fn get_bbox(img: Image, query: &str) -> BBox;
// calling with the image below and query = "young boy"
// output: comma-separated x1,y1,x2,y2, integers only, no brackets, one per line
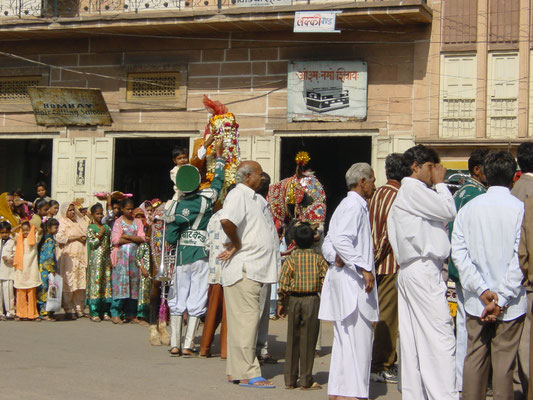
33,181,51,207
164,147,189,217
277,222,328,390
0,221,16,320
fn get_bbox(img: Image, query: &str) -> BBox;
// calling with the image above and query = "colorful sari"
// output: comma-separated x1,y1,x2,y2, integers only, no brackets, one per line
86,224,113,317
37,235,57,316
135,242,152,319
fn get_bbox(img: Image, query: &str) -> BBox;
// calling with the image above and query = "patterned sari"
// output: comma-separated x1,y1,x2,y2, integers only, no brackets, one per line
87,224,113,317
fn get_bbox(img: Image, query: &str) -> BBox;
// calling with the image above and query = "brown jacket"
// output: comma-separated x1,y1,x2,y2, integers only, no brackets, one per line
512,174,533,203
519,196,533,289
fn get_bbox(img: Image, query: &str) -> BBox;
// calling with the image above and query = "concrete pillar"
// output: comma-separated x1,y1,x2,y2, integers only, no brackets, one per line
518,0,530,138
476,0,489,139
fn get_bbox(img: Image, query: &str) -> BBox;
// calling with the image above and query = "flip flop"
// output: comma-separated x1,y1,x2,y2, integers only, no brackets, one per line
238,377,275,389
300,382,322,390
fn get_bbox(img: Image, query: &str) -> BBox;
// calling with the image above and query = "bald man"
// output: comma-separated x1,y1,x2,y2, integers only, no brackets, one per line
217,161,280,388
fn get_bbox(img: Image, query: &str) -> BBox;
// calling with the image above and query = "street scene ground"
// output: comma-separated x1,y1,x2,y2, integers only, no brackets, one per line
0,318,401,400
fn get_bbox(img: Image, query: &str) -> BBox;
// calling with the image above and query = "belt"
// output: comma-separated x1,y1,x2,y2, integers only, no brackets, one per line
290,292,318,297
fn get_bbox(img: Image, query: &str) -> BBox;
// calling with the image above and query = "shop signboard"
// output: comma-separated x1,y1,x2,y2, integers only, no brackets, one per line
287,60,368,121
293,11,341,33
28,87,112,127
236,0,291,7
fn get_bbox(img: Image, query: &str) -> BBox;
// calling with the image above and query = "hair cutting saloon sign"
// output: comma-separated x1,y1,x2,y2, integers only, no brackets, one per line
28,87,112,127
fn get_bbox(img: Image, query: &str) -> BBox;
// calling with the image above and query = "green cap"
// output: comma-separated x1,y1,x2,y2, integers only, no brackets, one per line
176,164,201,193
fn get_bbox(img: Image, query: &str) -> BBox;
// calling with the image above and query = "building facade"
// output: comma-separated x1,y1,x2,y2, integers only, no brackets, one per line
0,0,528,209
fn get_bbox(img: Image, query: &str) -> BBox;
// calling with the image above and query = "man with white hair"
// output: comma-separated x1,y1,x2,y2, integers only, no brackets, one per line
319,162,379,400
217,161,280,388
387,144,458,400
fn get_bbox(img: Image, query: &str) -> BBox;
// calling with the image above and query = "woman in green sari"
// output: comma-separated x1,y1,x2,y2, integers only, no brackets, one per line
86,203,112,322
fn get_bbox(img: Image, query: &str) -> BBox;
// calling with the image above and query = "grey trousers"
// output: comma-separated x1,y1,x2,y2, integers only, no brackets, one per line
463,314,525,400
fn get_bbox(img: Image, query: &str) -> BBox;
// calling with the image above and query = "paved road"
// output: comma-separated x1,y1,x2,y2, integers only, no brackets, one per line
0,317,401,400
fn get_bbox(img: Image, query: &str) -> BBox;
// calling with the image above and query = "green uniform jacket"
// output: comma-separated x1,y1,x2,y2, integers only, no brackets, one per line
448,177,487,282
165,156,225,266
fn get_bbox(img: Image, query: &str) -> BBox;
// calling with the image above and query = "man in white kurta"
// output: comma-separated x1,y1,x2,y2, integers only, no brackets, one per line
387,144,458,400
319,163,379,399
452,151,526,399
218,161,280,387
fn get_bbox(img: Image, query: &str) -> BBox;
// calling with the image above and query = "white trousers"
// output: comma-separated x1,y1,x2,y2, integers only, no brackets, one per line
328,308,373,398
0,279,14,316
168,258,209,317
397,259,459,400
455,283,467,392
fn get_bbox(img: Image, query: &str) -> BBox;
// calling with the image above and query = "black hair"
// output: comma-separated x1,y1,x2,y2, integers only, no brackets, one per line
34,198,49,212
120,198,135,208
484,151,517,187
293,222,315,249
256,172,271,198
44,218,59,231
90,203,104,214
172,146,188,159
517,142,533,173
21,221,31,229
35,181,47,190
403,145,440,171
385,153,410,182
468,149,490,174
0,221,11,231
14,188,24,197
48,199,59,208
111,199,120,206
143,200,153,209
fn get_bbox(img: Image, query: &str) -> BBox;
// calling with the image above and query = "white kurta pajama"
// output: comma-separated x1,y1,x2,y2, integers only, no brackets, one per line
387,177,458,400
319,191,379,398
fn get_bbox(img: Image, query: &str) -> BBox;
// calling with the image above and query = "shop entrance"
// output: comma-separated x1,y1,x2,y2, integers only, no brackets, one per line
113,137,190,204
279,135,372,227
0,139,53,198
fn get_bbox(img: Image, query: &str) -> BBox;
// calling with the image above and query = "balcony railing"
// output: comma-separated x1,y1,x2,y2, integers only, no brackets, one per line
0,0,424,18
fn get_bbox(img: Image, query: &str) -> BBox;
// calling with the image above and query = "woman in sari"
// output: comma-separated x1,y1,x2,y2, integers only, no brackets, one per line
56,202,88,319
110,198,145,324
0,192,20,233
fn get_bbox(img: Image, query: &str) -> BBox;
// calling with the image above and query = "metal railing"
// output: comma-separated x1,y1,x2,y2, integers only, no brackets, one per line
0,0,422,18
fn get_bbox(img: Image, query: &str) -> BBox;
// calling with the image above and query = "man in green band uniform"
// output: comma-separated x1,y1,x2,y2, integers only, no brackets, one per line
448,148,489,392
166,139,225,357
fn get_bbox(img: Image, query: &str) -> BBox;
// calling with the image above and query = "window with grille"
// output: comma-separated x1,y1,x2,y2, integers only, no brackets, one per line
487,53,518,139
0,76,41,101
126,72,181,101
439,55,477,138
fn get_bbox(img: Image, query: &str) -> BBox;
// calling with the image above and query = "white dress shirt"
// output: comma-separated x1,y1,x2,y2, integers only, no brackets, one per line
388,177,457,266
319,191,379,322
451,186,526,320
220,183,280,286
206,210,226,285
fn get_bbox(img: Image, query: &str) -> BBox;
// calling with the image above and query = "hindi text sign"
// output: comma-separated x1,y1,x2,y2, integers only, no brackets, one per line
287,61,368,121
28,87,112,127
294,11,340,33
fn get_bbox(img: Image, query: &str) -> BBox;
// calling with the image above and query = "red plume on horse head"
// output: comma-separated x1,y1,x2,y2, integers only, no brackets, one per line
202,95,228,116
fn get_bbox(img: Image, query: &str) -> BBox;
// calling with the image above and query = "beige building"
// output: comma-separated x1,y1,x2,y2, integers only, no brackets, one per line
0,0,529,210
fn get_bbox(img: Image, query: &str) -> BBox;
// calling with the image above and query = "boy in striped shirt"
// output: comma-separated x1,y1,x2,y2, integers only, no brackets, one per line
277,222,328,390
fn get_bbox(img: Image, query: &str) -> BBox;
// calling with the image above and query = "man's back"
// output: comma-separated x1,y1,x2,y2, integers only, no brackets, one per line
512,173,533,202
452,186,526,319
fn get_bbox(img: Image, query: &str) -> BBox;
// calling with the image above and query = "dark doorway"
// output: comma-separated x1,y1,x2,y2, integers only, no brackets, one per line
280,135,372,228
0,139,53,199
113,138,190,204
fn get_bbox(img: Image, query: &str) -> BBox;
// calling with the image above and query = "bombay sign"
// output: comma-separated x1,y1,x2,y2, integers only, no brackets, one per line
293,11,341,33
28,87,112,127
287,60,368,121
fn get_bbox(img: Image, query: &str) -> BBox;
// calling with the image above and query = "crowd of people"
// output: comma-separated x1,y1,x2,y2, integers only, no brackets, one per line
1,137,533,399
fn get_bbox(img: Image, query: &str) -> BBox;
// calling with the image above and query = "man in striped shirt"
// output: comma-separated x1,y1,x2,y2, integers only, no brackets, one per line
369,153,409,384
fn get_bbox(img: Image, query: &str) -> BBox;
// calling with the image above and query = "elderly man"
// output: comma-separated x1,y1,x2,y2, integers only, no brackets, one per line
387,144,458,400
319,162,379,400
218,161,280,388
453,151,526,400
